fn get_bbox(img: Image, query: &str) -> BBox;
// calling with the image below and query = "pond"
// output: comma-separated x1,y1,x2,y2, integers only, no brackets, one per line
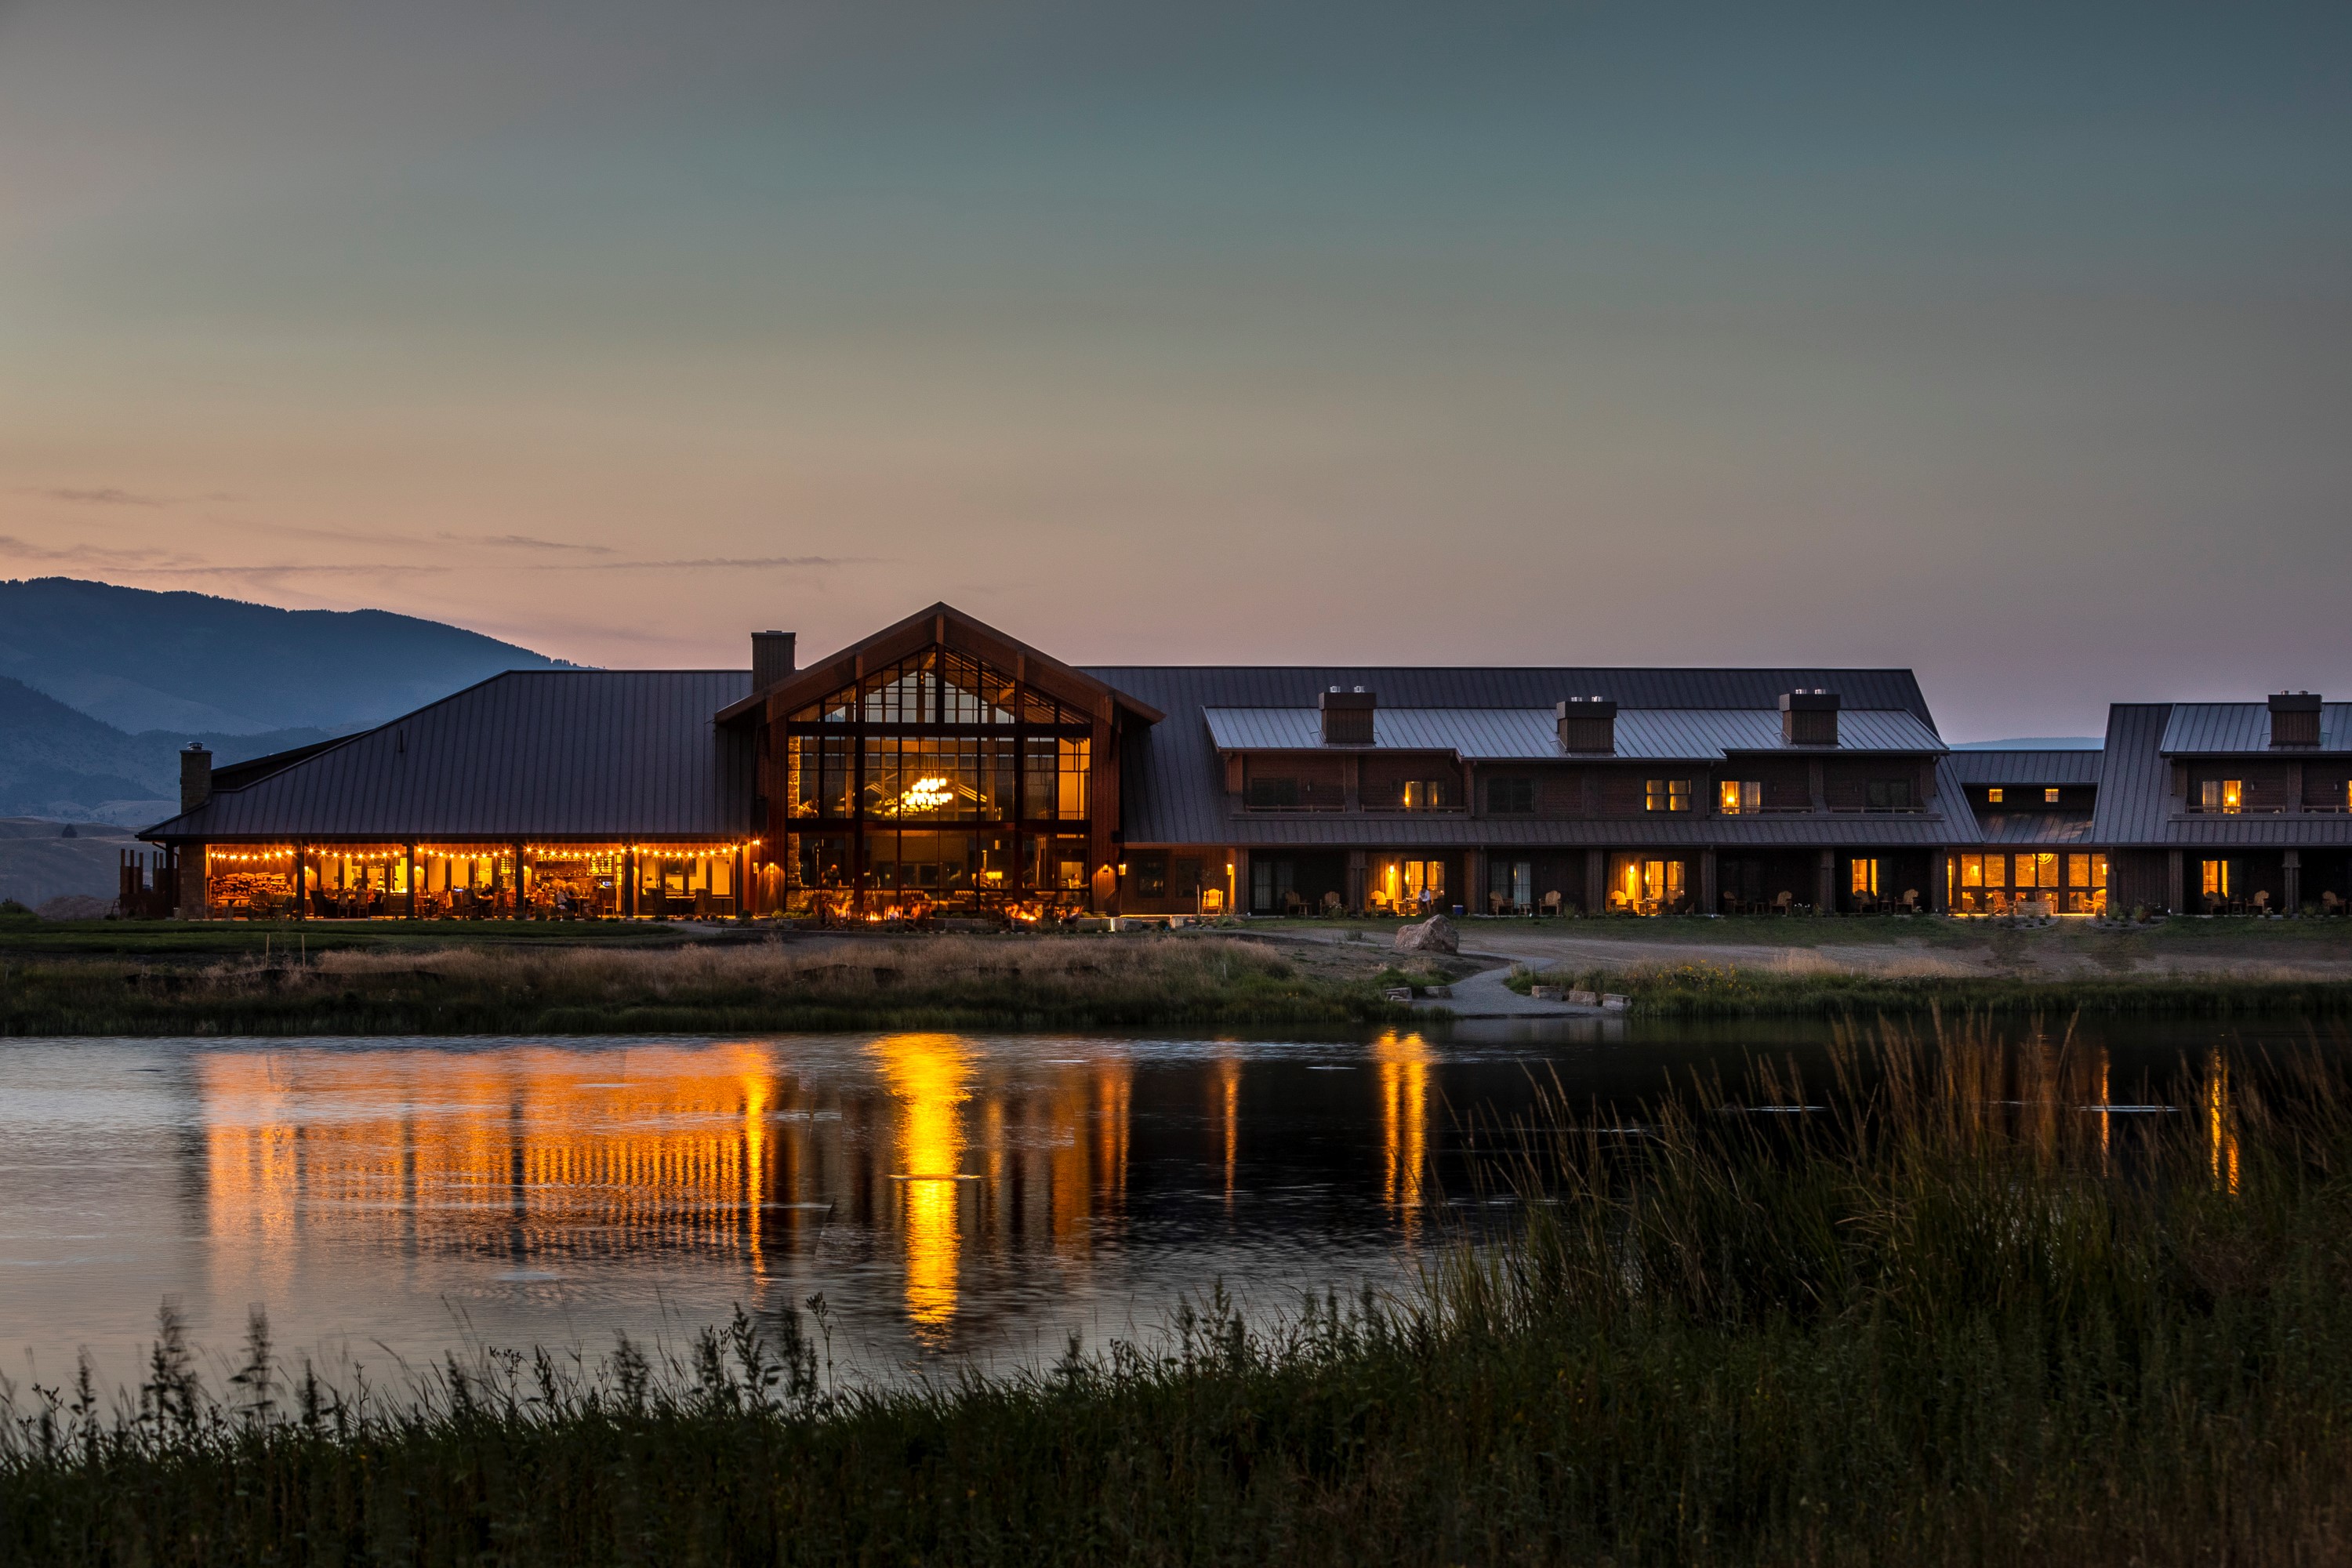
0,1017,2318,1394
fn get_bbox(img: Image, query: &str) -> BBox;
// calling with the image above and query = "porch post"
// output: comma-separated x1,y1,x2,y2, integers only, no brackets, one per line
1346,849,1367,915
1817,848,1837,914
405,844,417,919
2285,849,2303,916
1699,849,1719,915
1931,851,1950,914
1584,848,1604,915
2167,849,2184,914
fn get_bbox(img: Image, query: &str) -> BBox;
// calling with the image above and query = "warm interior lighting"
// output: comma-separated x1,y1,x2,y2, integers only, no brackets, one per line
899,776,956,813
1987,787,2004,804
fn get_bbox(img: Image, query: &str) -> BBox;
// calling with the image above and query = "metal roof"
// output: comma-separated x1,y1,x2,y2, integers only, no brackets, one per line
1944,750,2103,786
1200,706,1946,760
2160,702,2352,754
1974,811,2099,846
143,670,753,841
2089,704,2176,844
1091,665,1937,845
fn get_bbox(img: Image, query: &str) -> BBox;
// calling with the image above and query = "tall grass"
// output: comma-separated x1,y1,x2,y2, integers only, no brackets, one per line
10,1018,2352,1563
1515,956,2352,1017
0,934,1409,1036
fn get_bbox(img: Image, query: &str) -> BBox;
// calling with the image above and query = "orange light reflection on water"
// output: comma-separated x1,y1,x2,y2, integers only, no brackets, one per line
1372,1031,1433,1236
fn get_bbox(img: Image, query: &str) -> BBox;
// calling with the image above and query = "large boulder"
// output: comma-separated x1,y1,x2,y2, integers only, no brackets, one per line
1393,915,1458,954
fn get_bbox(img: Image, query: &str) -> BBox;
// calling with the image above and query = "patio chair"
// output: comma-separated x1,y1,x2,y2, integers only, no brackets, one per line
1771,891,1794,916
1899,889,1920,914
2252,891,2271,916
2325,891,2344,917
1489,891,1508,916
1321,891,1343,915
1542,890,1563,916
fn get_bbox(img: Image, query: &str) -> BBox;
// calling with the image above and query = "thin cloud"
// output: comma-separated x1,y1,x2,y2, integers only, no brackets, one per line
441,532,615,554
571,555,874,570
0,534,192,567
31,487,167,507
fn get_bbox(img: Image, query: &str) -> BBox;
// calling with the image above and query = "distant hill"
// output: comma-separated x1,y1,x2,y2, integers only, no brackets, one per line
0,577,573,734
0,676,337,825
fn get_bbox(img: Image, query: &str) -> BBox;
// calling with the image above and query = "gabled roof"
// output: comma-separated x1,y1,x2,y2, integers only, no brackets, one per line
1200,706,1945,760
2090,704,2176,844
2161,702,2352,754
1092,665,1938,845
715,603,1164,726
1944,749,2104,786
143,670,753,841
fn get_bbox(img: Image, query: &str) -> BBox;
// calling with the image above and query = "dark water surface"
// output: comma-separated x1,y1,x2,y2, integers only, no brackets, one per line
0,1018,2328,1392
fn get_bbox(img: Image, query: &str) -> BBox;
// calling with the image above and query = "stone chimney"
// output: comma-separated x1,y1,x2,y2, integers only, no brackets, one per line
1556,696,1617,753
1319,686,1376,745
180,743,213,815
2269,691,2322,747
1780,689,1841,746
752,630,797,693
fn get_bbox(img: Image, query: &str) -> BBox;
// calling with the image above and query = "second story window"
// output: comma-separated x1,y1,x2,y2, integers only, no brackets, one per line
1485,777,1535,815
1865,779,1913,811
1719,780,1762,815
2199,779,2243,815
1247,776,1300,810
2044,786,2061,804
1987,787,2005,804
1400,779,1454,811
1645,779,1691,812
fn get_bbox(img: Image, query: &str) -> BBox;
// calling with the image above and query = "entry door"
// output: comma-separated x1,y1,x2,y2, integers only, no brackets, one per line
1251,859,1295,913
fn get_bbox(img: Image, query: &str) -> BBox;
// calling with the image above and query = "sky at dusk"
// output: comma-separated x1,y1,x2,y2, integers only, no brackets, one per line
1,1,2345,740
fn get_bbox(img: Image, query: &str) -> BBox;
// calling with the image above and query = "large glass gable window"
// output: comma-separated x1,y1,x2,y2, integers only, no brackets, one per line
778,646,1098,916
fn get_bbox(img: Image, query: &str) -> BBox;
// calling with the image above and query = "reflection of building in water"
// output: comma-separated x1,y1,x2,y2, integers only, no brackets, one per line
1371,1031,1433,1232
197,1039,1139,1347
2206,1049,2239,1195
872,1034,975,1332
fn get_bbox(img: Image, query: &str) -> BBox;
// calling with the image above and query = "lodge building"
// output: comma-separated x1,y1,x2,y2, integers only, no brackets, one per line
133,604,2352,921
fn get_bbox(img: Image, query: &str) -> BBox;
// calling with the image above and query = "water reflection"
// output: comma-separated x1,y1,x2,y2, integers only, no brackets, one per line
1372,1031,1433,1232
3,1019,2294,1394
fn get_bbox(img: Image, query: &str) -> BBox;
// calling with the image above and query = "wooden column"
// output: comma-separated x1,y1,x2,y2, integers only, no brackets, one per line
2167,848,2184,914
1699,849,1719,915
1462,848,1485,916
1584,848,1605,915
2285,849,2303,916
626,848,640,919
180,844,209,920
405,844,418,920
1931,851,1951,913
1817,848,1837,914
1231,847,1249,916
1346,849,1367,914
294,843,307,920
513,840,527,919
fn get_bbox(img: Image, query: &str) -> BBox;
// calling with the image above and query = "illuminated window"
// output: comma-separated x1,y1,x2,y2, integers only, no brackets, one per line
1646,779,1691,812
1400,779,1454,811
2044,787,2061,804
2201,859,2230,898
1987,787,2004,804
1133,853,1168,899
1850,858,1879,895
1984,855,2007,888
1960,854,1984,887
1719,780,1761,815
2201,779,2243,814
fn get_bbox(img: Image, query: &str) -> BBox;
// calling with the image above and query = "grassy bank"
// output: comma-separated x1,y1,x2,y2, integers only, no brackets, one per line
0,935,1413,1036
9,1021,2352,1564
1509,957,2352,1017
